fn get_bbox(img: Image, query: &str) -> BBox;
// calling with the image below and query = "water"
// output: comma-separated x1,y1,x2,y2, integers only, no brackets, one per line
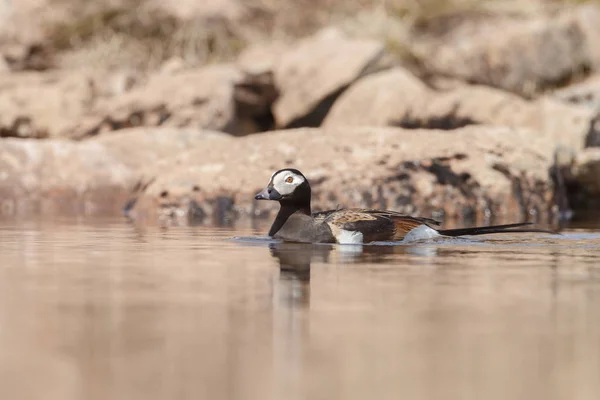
1,218,600,400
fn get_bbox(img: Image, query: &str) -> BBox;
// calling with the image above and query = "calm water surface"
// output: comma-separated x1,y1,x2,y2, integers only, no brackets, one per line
1,218,600,400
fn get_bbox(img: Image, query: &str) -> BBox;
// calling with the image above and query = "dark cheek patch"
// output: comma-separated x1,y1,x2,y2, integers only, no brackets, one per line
269,188,283,200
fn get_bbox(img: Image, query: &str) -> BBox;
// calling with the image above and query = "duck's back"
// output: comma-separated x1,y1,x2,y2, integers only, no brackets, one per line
318,208,440,244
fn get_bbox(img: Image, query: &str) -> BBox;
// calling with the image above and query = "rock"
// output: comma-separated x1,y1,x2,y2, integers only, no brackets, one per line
0,137,135,216
0,0,55,71
573,148,600,195
324,68,594,153
563,147,600,212
95,126,229,169
70,62,285,138
273,28,390,128
145,0,246,22
423,90,591,152
233,42,285,134
0,55,9,72
159,57,186,75
88,68,142,98
323,68,430,127
233,69,279,133
128,126,558,225
552,74,600,112
0,123,575,223
237,42,286,76
411,4,600,97
576,3,600,68
0,71,94,138
0,127,228,217
585,113,600,147
0,61,277,140
549,145,578,221
551,74,600,147
68,64,244,139
2,42,54,71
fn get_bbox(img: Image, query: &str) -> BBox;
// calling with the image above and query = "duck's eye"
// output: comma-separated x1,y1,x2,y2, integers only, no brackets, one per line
285,176,293,183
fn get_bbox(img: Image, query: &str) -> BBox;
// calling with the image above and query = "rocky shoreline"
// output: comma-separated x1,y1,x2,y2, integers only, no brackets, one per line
1,1,600,226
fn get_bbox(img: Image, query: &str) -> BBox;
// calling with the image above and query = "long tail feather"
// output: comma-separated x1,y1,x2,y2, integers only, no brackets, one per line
438,222,555,237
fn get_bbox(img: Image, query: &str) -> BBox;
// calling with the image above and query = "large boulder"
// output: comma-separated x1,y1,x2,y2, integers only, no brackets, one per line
0,127,226,216
128,126,558,225
95,127,229,169
0,71,94,138
552,74,600,147
272,28,390,128
324,68,594,153
0,138,134,216
411,4,600,97
68,64,244,139
0,62,275,140
0,124,576,224
323,68,430,127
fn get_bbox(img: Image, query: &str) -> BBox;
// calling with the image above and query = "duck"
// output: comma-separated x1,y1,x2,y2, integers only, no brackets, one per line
254,168,552,244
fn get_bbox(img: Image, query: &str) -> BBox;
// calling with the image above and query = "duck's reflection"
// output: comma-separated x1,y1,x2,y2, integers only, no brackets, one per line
270,241,439,271
269,241,440,307
269,242,332,282
268,242,324,308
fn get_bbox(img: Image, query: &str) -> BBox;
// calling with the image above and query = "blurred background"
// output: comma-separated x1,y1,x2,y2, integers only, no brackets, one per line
1,0,600,225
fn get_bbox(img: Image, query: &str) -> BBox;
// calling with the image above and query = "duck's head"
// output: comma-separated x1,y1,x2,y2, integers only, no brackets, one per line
255,168,311,205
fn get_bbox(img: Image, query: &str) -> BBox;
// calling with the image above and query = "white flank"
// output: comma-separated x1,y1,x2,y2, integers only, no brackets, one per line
336,230,364,244
403,225,441,243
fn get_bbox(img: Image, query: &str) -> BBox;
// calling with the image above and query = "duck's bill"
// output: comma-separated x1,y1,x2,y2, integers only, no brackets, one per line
254,187,282,200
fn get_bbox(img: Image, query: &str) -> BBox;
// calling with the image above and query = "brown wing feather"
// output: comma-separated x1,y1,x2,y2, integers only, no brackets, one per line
390,217,425,240
359,210,441,227
324,210,394,242
322,209,439,243
314,208,440,226
325,210,377,224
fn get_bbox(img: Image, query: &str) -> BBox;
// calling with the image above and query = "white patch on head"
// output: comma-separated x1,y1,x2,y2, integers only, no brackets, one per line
271,170,306,195
402,225,441,243
336,229,364,244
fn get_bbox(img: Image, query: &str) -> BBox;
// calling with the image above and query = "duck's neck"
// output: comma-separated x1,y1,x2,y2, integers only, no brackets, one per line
268,201,311,237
